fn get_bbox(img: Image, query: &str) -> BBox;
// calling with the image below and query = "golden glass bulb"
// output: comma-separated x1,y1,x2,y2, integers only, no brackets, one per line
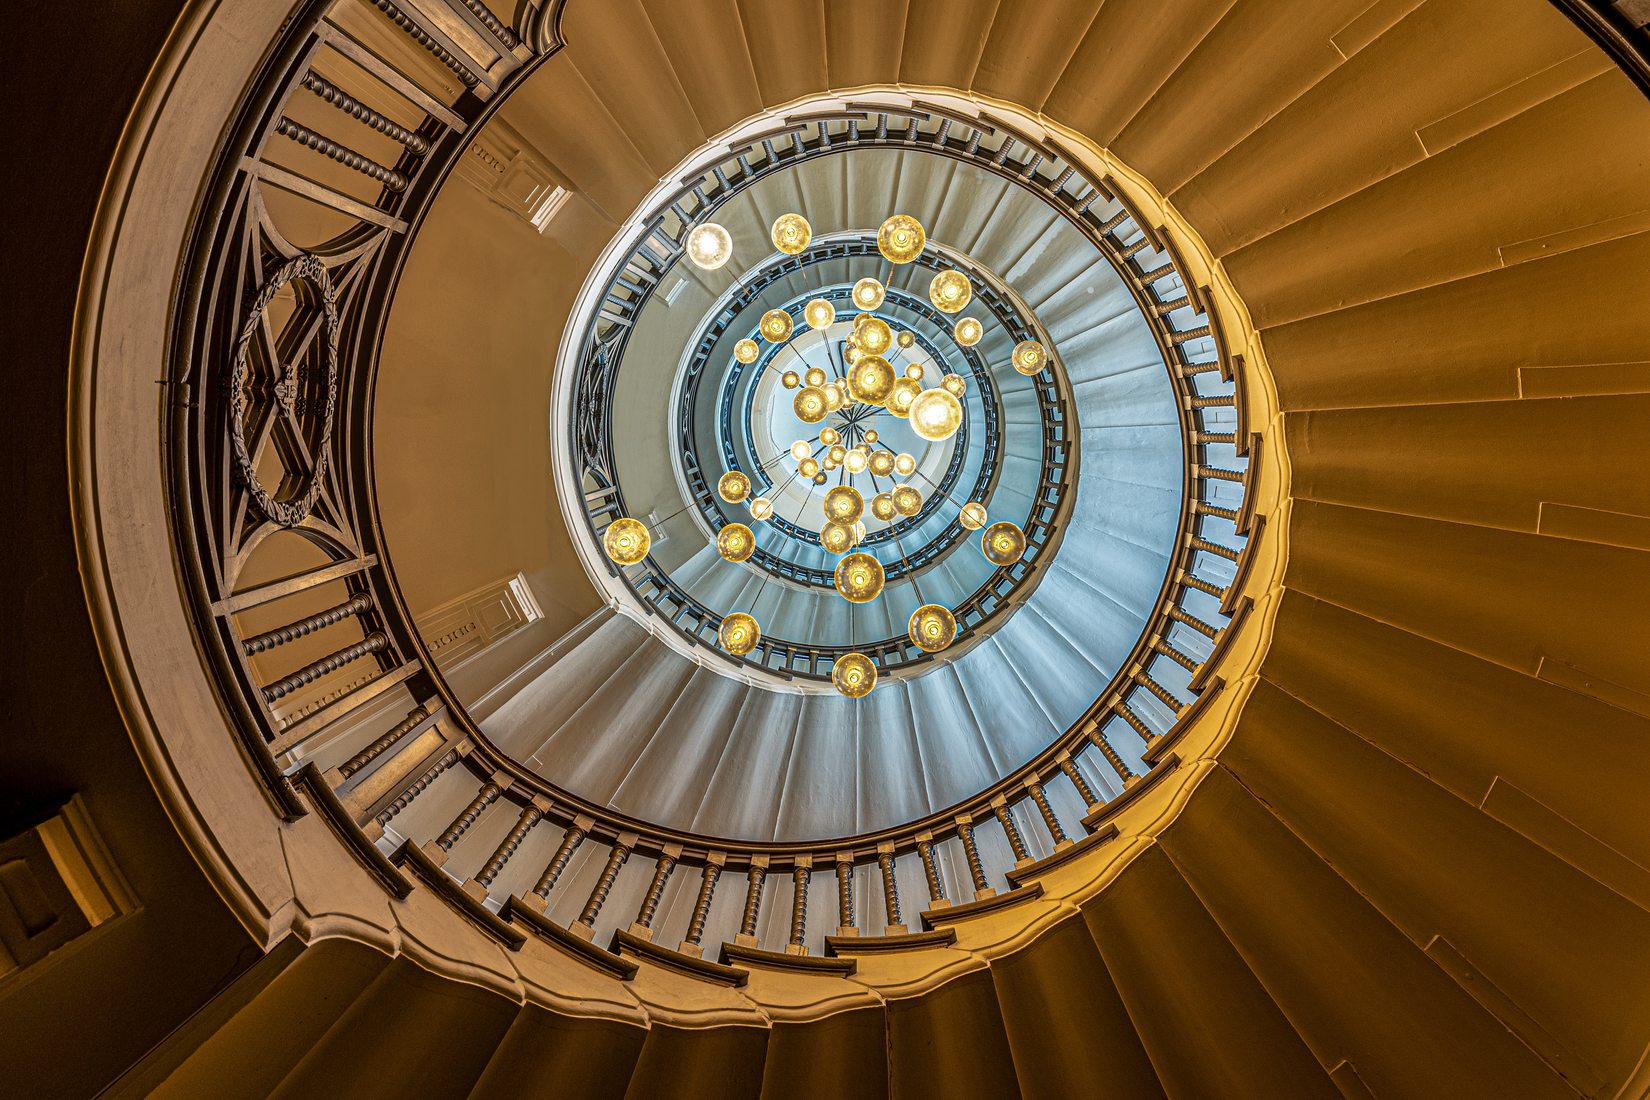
795,386,828,422
824,381,846,410
869,450,895,477
844,345,862,366
844,447,868,474
734,338,760,364
953,317,983,347
804,297,836,330
820,520,854,554
799,457,821,478
717,522,756,562
718,612,761,656
848,354,896,405
908,604,958,653
790,439,812,462
846,329,861,348
856,317,893,356
834,552,885,603
891,484,922,516
929,270,972,313
827,443,847,465
942,372,967,398
686,222,733,270
749,496,774,520
819,427,840,446
959,502,989,530
814,472,827,484
863,429,878,444
894,452,916,476
886,376,921,417
760,309,794,342
1012,339,1048,375
877,214,927,263
832,652,877,698
823,484,864,522
603,517,650,565
804,366,827,387
781,370,800,389
982,521,1027,566
870,492,897,521
718,470,751,503
896,330,915,349
852,277,886,310
911,388,963,441
905,363,925,381
771,212,811,255
853,520,867,544
821,455,838,472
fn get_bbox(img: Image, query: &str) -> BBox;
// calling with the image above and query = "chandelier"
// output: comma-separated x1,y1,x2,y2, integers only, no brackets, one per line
608,213,1052,697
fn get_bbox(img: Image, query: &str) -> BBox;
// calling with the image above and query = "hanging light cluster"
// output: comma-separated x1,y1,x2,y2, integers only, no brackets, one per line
605,210,1053,698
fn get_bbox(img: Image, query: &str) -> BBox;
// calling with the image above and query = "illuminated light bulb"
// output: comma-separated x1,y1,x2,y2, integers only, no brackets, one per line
823,485,864,523
846,330,861,348
603,517,650,565
798,457,820,478
814,473,827,484
953,317,983,347
826,381,848,410
877,214,927,264
863,429,878,444
910,388,963,441
929,270,971,313
848,354,896,405
803,366,827,388
749,496,774,520
718,470,751,503
844,346,862,366
804,297,836,330
871,492,897,521
819,427,840,446
717,522,755,562
886,377,921,417
844,447,868,474
908,604,958,653
760,309,794,342
982,521,1027,566
820,520,854,554
686,222,733,270
891,484,922,517
790,439,812,462
834,552,885,603
821,456,838,472
827,444,847,465
905,363,925,382
734,338,760,364
856,317,893,356
832,652,877,698
795,387,828,422
781,370,800,389
869,450,895,477
1012,339,1048,376
959,502,989,530
853,520,867,544
771,212,811,255
719,612,760,656
894,453,916,476
896,330,915,349
942,372,967,398
852,277,886,311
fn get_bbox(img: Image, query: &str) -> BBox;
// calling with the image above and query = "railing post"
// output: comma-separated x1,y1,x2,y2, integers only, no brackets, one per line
734,855,769,947
1089,727,1139,787
628,844,681,941
785,856,812,956
423,775,508,865
369,747,459,840
992,796,1032,867
1026,782,1071,849
916,831,949,909
679,852,724,958
334,702,431,782
1056,751,1103,815
520,813,593,913
835,851,857,937
955,814,994,901
467,797,546,899
877,842,906,935
572,832,636,941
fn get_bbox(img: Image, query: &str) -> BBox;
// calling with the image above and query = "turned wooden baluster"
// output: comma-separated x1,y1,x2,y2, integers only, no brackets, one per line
955,815,994,901
1089,727,1139,786
338,703,430,780
525,814,593,910
877,843,906,934
835,852,857,936
1056,752,1102,814
993,798,1032,866
242,593,372,655
371,748,458,835
472,799,545,894
572,833,635,940
734,856,769,947
1026,782,1070,849
678,853,724,958
916,831,949,909
785,857,812,956
425,778,506,866
262,633,388,704
628,845,681,940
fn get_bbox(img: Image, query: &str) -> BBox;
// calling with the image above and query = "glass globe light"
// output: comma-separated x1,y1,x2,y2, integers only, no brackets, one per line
942,372,967,398
804,297,836,330
734,338,760,364
804,366,827,387
1012,339,1048,376
982,521,1027,566
863,429,878,444
896,330,915,349
877,214,926,264
749,496,774,520
823,484,864,523
819,427,840,446
795,387,828,422
814,472,828,484
852,277,886,311
905,363,925,381
959,502,989,530
771,212,811,255
894,453,916,476
844,346,862,366
929,270,972,313
827,443,847,465
953,317,983,347
834,552,885,603
886,377,921,417
717,522,756,562
853,520,867,544
820,520,854,554
790,439,812,462
869,450,895,477
717,470,751,503
891,484,922,517
826,381,849,411
821,455,838,472
846,329,861,348
832,652,877,698
760,309,794,342
910,387,962,440
848,355,896,405
798,457,820,478
870,492,897,521
686,222,733,270
856,317,893,356
781,370,800,389
719,612,760,656
603,517,650,565
908,604,958,653
844,447,868,474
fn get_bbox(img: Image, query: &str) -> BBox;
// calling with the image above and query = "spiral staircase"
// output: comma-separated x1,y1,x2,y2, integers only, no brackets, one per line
9,0,1650,1096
